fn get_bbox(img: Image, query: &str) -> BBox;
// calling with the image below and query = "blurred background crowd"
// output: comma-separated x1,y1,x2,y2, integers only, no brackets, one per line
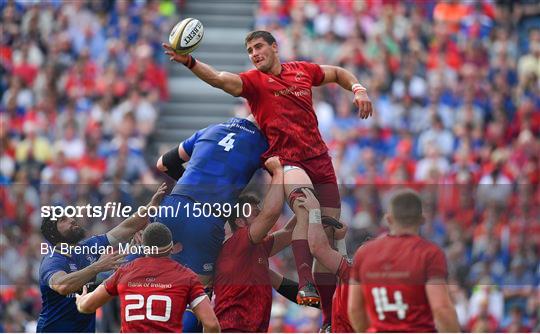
1,0,539,332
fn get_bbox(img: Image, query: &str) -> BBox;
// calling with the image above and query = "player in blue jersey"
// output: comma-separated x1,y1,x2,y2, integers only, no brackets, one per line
36,183,167,332
155,116,269,286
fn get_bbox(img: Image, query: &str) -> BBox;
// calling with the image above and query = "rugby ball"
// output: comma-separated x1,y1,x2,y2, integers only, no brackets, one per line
169,18,204,55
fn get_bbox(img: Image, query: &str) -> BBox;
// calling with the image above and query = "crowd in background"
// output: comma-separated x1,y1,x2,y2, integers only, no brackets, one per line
0,0,177,331
255,0,540,332
1,0,539,333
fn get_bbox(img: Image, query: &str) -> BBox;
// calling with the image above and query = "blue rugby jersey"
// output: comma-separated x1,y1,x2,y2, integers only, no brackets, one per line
37,234,109,333
171,118,268,204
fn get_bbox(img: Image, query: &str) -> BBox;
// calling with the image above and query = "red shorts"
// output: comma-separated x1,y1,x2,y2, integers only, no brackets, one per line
281,152,341,208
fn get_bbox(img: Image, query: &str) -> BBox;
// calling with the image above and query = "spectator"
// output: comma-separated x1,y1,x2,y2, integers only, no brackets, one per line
504,306,531,333
41,148,78,185
417,115,455,157
502,258,536,319
105,139,154,185
14,121,52,164
53,120,85,162
517,34,540,87
414,146,450,182
467,298,499,332
2,1,539,331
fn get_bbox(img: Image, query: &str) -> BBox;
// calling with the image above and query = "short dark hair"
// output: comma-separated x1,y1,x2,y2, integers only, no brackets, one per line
41,209,64,245
245,31,276,47
228,194,260,231
143,223,172,249
389,189,423,226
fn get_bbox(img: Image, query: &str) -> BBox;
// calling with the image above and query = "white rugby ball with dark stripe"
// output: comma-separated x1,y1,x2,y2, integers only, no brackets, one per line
169,18,204,55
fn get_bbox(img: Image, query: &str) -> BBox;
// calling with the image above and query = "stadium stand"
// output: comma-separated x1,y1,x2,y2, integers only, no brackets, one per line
1,0,538,332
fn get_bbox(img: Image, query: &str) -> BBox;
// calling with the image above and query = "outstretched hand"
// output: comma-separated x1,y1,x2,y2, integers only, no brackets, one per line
162,43,189,64
148,182,168,209
354,90,373,119
75,285,88,311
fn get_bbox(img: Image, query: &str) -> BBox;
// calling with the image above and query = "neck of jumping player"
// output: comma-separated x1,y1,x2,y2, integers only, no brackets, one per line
268,60,282,76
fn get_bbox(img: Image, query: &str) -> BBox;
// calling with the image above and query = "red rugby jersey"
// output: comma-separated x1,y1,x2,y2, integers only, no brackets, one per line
213,227,274,332
351,234,448,333
239,61,328,162
104,257,205,333
332,258,354,333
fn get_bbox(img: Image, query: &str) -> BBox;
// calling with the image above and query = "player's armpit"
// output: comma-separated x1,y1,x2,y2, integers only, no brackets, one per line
192,296,220,333
348,282,370,332
425,283,461,333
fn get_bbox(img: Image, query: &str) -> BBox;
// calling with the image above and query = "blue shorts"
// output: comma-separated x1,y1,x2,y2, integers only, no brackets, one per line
154,194,225,275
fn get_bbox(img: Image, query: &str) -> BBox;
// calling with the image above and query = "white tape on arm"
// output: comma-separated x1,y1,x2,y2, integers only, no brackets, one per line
352,83,366,94
308,209,322,225
336,239,348,257
189,294,208,309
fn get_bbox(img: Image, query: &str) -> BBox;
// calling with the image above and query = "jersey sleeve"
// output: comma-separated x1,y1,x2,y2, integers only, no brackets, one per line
239,70,259,100
181,128,207,157
82,234,110,249
103,267,122,296
425,246,448,282
337,257,352,281
301,62,325,86
40,254,70,287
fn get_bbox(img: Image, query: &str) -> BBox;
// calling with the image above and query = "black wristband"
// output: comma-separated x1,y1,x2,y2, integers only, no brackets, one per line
162,145,186,181
184,55,197,69
188,55,197,69
276,277,299,304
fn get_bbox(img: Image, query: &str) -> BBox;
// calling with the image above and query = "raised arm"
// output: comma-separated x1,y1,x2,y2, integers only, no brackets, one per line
76,285,114,314
248,157,284,244
106,183,167,244
49,252,124,296
296,189,343,274
163,43,243,97
269,216,296,256
320,65,373,119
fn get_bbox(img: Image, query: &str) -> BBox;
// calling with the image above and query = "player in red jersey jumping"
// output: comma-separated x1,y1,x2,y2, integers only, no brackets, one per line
75,223,220,333
164,30,373,320
348,189,461,333
296,188,354,333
